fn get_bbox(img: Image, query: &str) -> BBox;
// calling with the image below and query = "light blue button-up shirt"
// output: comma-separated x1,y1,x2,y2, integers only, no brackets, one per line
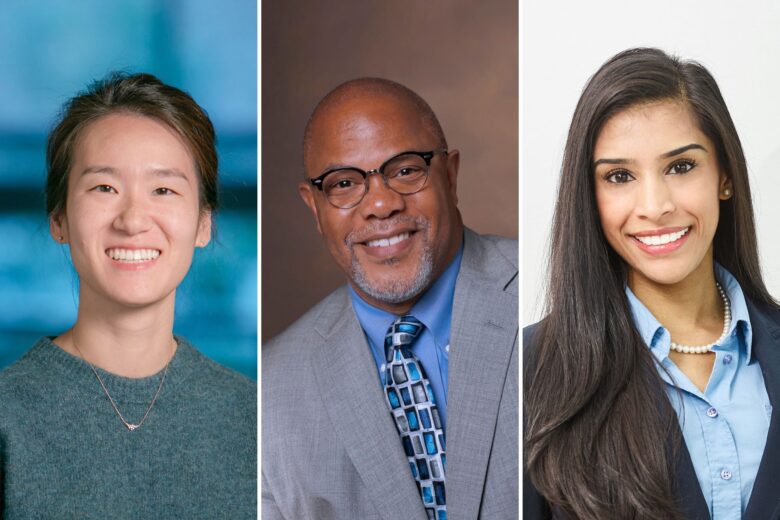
349,245,463,431
627,264,771,519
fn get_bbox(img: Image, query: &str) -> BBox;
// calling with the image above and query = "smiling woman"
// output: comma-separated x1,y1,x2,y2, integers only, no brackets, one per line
524,48,780,520
0,73,256,518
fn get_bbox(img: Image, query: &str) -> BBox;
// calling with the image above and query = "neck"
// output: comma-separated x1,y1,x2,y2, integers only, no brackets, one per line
629,262,724,346
54,291,177,378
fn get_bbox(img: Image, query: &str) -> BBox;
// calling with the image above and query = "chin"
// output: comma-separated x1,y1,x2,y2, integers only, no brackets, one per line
628,260,702,287
351,261,434,305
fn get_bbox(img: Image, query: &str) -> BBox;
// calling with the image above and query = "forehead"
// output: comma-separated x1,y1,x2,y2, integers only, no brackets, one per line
72,113,195,174
594,101,711,158
306,95,437,174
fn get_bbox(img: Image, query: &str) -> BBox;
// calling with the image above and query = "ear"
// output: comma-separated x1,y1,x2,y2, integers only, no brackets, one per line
444,149,460,205
50,213,67,243
719,174,733,200
195,210,212,247
298,181,323,235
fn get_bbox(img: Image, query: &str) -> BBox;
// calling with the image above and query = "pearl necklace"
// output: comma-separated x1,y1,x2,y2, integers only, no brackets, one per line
669,282,731,354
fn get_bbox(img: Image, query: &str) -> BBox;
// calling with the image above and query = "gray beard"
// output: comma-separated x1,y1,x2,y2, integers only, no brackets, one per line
347,221,434,305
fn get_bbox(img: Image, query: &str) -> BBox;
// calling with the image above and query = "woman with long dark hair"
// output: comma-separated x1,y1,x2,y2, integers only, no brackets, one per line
524,48,780,519
0,73,256,517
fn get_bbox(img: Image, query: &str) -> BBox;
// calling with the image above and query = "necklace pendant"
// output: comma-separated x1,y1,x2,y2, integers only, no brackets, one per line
127,423,140,431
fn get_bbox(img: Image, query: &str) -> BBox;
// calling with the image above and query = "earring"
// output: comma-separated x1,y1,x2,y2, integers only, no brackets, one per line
723,188,732,198
58,236,64,242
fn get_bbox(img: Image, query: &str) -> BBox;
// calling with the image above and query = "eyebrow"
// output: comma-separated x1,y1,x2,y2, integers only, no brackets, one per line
319,163,358,176
79,166,190,182
660,143,707,158
150,168,190,182
593,143,708,168
79,166,116,176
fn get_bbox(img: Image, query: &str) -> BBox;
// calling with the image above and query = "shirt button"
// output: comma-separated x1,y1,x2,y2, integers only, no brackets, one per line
445,344,450,353
380,363,386,371
721,469,732,480
723,354,733,365
706,407,718,418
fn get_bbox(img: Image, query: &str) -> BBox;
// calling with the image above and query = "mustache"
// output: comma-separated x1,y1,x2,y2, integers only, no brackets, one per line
345,216,429,247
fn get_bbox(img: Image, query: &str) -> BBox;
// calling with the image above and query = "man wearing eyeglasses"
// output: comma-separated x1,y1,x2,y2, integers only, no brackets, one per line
262,78,518,520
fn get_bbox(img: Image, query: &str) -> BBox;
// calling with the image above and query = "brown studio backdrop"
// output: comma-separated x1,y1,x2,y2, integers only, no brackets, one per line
262,0,518,341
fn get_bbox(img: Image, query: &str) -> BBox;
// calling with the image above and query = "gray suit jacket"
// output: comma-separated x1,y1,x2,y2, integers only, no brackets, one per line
262,229,518,519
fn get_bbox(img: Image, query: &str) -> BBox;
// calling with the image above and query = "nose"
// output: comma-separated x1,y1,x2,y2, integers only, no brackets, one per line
357,172,406,220
112,192,153,235
635,175,675,221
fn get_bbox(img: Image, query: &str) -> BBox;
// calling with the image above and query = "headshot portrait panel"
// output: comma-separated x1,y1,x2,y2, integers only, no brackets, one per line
523,0,780,325
523,2,780,519
262,0,518,341
261,1,518,518
0,0,257,378
0,1,257,517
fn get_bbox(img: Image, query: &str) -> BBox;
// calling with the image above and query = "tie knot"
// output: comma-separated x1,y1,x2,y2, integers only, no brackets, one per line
385,315,423,358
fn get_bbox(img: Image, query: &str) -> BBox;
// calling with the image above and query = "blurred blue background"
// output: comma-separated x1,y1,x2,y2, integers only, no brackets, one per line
0,0,257,378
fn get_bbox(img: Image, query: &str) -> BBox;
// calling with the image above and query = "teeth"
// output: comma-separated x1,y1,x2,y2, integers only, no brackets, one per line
106,248,161,262
635,227,689,246
366,232,410,248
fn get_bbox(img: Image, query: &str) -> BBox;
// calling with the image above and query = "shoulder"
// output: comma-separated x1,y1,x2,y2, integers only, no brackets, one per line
175,338,256,409
523,320,543,346
264,285,351,364
465,228,518,265
461,229,518,297
745,297,780,342
0,339,53,394
478,232,518,263
0,339,65,427
522,319,548,381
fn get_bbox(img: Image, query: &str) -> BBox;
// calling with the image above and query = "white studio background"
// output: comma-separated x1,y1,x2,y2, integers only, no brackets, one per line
522,1,780,325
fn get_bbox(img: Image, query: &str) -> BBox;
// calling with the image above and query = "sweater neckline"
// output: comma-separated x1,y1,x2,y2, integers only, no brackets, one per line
28,336,200,403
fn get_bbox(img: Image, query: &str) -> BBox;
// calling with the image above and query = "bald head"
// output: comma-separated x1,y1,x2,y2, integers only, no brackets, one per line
302,78,447,176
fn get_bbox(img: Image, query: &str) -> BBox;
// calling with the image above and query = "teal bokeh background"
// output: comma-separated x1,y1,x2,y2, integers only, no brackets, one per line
0,0,257,378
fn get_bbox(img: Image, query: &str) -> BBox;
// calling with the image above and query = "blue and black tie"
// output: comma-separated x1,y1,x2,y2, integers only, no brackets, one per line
384,315,446,520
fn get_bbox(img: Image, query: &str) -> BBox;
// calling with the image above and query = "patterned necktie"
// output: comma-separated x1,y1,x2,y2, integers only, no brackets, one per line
384,315,446,520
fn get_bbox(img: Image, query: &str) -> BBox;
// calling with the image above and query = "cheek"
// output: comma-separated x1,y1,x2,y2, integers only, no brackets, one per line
594,190,635,253
595,190,621,234
318,213,351,257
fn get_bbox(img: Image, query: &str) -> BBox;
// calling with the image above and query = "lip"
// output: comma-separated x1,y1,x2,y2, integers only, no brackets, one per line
354,228,418,260
105,246,162,271
630,226,691,255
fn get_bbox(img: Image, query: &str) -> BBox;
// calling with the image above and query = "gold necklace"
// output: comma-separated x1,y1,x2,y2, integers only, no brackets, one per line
72,339,172,431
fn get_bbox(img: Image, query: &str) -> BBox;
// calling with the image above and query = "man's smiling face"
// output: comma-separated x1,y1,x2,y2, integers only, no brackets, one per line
299,93,462,314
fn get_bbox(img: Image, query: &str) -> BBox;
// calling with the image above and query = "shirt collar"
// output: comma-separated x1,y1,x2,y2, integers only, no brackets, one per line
349,243,464,352
625,263,753,362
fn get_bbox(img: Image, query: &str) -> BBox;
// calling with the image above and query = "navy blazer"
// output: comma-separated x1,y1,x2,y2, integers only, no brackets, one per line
523,298,780,520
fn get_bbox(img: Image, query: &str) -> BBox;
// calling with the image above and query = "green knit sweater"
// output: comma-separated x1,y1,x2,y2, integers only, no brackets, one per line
0,337,256,519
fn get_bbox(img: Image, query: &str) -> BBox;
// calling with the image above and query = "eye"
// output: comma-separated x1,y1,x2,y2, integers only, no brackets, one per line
323,170,364,193
153,187,177,195
604,169,634,184
397,166,423,177
333,179,354,190
92,184,117,194
667,159,696,175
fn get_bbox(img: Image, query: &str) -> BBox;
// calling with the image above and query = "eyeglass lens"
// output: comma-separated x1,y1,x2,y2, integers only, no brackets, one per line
323,153,430,208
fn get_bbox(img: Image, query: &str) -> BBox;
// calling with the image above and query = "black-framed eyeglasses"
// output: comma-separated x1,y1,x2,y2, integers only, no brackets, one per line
309,149,448,209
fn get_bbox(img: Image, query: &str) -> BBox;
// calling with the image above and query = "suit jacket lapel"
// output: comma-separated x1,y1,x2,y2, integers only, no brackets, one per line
446,229,518,519
744,299,780,520
310,289,427,520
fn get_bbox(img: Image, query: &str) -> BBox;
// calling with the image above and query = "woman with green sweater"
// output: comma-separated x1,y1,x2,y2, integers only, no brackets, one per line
0,73,256,518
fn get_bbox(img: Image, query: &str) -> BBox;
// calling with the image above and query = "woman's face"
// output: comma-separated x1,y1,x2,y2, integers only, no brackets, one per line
51,113,211,310
593,101,731,288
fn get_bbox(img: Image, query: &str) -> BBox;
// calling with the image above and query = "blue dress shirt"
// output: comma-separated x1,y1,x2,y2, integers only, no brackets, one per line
349,245,463,431
627,264,771,519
